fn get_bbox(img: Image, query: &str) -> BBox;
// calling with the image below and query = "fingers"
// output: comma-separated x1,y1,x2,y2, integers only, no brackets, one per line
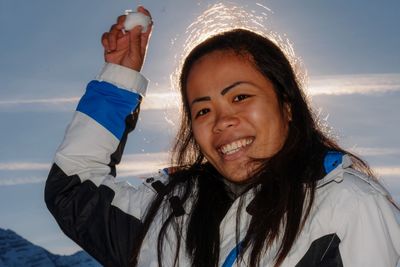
110,23,126,50
116,14,126,25
101,15,127,52
137,6,151,17
100,6,153,70
101,32,110,52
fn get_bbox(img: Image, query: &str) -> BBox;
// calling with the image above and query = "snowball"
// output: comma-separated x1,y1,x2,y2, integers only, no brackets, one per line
124,12,151,33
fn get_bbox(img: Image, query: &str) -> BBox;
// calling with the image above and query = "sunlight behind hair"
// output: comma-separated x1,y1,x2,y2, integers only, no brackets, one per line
171,2,307,96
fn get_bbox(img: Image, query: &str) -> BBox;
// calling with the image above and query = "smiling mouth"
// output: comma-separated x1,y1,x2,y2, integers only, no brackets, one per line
218,137,254,155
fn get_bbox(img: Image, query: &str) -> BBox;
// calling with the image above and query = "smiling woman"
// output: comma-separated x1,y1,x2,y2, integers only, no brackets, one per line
186,50,290,182
45,5,400,267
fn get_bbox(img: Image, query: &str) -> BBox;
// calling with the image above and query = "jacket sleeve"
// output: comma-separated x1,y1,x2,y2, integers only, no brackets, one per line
337,175,400,267
45,64,157,267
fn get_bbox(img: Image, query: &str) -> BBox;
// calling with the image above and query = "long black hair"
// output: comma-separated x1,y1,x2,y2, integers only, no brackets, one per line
130,29,372,267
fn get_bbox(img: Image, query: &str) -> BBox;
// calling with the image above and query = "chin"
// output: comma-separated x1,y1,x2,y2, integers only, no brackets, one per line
223,170,253,183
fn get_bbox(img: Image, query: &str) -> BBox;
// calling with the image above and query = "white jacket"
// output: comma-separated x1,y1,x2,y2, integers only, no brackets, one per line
45,63,400,267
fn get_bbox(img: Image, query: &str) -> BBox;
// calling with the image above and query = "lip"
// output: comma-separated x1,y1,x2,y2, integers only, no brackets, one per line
216,137,254,161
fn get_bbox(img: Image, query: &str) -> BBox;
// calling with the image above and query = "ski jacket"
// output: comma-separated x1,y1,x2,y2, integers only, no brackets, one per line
45,63,400,267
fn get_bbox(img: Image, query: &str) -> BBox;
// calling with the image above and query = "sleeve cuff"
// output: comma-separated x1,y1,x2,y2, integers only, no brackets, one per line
95,63,148,96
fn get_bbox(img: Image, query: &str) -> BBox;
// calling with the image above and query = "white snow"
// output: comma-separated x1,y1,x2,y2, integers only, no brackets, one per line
124,12,151,32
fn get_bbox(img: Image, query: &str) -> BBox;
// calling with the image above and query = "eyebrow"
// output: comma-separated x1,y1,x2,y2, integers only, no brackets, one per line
220,81,245,95
190,81,246,106
191,96,211,105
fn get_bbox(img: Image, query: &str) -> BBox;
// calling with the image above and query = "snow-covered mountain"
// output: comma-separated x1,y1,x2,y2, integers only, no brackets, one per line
0,228,100,267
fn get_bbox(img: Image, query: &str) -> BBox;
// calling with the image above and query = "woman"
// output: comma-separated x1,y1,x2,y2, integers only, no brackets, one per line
45,6,400,267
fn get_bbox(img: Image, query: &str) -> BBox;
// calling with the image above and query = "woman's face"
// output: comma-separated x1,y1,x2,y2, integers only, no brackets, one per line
186,50,290,182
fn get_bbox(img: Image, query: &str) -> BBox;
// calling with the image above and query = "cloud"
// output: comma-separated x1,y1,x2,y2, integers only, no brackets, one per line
1,72,399,114
0,176,46,186
0,162,50,171
117,152,170,179
307,73,400,95
350,147,400,157
0,93,180,112
0,97,79,112
0,152,170,186
1,73,399,112
375,167,400,177
140,92,181,110
0,98,79,105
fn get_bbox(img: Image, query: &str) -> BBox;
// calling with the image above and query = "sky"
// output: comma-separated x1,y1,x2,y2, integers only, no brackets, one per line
0,0,399,256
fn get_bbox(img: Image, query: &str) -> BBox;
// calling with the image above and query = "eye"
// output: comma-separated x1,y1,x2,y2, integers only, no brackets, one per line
233,94,251,102
195,108,210,119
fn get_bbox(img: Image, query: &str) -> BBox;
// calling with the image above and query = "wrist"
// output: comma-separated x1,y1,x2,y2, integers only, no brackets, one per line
96,63,148,96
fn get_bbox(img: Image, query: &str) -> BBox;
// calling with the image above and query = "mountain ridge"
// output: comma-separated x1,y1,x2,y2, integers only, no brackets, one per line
0,227,100,267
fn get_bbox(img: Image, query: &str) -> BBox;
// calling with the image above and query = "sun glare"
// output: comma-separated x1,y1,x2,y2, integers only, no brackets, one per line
170,2,307,95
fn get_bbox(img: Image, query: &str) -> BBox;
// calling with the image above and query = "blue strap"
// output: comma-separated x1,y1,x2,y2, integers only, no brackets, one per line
222,242,243,267
323,151,343,174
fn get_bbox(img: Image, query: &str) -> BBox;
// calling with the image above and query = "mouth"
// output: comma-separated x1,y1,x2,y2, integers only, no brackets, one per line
218,137,254,156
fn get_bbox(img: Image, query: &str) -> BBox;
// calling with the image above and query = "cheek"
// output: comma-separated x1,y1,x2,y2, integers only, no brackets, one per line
192,123,206,147
192,122,213,154
249,105,288,143
245,103,271,127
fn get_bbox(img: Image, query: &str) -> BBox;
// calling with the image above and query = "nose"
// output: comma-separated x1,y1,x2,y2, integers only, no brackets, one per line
212,110,240,133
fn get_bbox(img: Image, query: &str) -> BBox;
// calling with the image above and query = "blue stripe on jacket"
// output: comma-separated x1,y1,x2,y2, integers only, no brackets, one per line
222,242,243,267
77,81,142,140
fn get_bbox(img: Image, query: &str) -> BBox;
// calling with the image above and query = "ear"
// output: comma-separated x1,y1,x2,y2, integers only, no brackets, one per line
284,102,292,122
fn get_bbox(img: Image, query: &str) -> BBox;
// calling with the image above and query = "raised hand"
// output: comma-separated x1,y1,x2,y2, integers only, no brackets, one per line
101,6,152,71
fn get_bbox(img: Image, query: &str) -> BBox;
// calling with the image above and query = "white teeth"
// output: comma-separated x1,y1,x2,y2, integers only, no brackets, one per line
219,138,253,155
